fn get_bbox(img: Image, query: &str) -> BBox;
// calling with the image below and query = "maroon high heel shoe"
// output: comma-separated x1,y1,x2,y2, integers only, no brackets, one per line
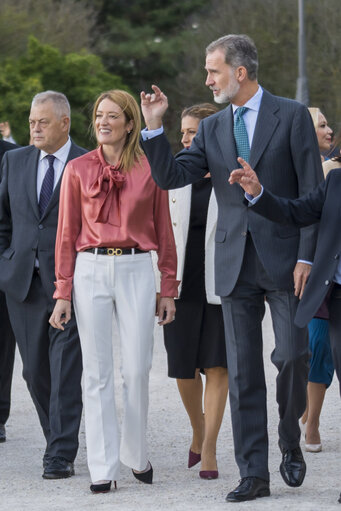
199,470,219,480
188,449,201,468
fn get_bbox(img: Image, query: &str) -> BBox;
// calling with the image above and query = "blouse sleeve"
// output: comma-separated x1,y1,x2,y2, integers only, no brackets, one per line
153,184,180,297
53,161,82,300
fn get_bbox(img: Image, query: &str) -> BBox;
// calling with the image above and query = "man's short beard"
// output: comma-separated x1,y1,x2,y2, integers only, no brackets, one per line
213,71,240,104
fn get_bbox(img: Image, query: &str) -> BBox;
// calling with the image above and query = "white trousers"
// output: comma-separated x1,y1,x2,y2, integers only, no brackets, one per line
73,251,155,482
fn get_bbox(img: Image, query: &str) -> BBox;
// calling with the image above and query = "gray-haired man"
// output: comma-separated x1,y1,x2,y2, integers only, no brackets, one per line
0,91,86,478
140,34,323,501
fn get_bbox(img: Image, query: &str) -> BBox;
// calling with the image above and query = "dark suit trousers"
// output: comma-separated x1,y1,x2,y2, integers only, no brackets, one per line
220,235,309,481
328,285,341,395
6,272,82,461
0,291,16,424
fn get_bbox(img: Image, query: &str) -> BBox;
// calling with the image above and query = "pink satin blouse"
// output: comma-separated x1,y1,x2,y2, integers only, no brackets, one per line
54,147,179,300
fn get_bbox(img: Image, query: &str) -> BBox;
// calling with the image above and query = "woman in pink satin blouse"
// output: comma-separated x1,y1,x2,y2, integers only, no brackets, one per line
49,90,178,494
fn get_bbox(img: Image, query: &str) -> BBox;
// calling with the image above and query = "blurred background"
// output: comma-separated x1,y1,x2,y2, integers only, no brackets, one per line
0,0,340,151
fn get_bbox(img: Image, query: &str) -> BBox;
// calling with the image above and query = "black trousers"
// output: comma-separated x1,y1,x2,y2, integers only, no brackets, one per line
328,284,341,395
0,291,16,425
6,273,83,461
220,236,309,482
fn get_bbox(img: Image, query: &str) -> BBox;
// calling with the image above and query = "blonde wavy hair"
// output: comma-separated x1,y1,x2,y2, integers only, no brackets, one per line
92,90,144,172
308,107,321,130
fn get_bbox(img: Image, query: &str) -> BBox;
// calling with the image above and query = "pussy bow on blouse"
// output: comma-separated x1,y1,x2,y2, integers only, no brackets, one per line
54,146,179,300
87,150,126,226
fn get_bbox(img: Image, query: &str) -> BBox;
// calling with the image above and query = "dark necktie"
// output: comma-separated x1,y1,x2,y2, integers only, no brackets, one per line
39,154,55,217
233,106,250,163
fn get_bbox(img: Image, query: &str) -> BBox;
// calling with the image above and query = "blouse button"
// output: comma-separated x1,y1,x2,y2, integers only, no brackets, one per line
173,222,177,226
172,198,176,203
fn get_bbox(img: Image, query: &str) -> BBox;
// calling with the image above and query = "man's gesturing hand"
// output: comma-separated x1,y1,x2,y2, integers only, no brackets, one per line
229,157,262,197
140,85,168,130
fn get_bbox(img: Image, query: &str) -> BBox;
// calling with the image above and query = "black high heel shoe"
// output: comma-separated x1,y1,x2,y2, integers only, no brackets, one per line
90,481,116,493
132,462,153,484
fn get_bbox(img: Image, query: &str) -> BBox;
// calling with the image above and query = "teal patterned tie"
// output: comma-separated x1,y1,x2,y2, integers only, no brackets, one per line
233,106,250,163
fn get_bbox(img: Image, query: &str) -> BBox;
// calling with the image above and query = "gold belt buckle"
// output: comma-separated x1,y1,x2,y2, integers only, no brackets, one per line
107,248,123,256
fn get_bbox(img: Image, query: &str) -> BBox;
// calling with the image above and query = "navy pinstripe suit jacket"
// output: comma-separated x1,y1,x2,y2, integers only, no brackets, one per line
142,89,324,297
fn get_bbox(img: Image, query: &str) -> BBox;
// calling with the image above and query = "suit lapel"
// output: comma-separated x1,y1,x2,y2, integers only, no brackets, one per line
26,147,41,220
250,90,280,169
215,106,238,173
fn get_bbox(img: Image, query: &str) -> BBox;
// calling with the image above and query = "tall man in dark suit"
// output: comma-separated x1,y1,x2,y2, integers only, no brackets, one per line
229,159,341,505
0,139,18,443
0,91,85,479
140,34,323,502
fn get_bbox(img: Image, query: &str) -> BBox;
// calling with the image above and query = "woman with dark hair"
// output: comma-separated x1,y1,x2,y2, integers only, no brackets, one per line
49,90,178,493
162,103,228,480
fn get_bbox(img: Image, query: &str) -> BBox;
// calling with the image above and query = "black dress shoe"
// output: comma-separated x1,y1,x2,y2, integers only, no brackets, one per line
226,477,270,502
42,456,75,479
132,462,153,484
43,453,51,469
279,440,306,487
0,424,6,443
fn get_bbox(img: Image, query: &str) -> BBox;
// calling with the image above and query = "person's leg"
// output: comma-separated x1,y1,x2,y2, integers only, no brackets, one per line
0,291,16,427
266,289,309,449
163,300,206,460
201,366,228,471
114,253,155,472
305,383,325,445
6,275,51,443
221,236,269,482
176,370,205,454
303,318,333,447
47,311,82,462
221,291,268,481
328,285,341,394
73,252,120,483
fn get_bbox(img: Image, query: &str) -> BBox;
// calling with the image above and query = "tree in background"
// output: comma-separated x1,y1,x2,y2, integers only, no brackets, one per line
0,37,129,147
174,0,341,145
0,0,95,58
1,0,340,149
93,0,208,89
90,0,210,148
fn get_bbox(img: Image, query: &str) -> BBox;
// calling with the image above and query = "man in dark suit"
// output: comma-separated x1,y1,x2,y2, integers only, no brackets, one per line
0,139,18,443
0,91,85,478
229,159,341,505
140,34,323,501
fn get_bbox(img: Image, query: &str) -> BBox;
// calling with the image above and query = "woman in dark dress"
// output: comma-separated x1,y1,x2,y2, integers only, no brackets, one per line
163,104,228,479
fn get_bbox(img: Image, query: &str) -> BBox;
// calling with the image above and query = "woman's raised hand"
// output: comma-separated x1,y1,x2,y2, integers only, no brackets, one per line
140,85,168,130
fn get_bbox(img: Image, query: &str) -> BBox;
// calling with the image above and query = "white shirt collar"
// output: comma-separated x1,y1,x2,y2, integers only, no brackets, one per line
232,85,263,114
39,137,71,164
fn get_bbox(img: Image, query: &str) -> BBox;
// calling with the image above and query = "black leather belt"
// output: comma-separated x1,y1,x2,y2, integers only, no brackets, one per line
84,247,147,256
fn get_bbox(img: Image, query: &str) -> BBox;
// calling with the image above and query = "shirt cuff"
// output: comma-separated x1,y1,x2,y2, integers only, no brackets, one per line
297,260,313,266
245,186,264,204
160,278,180,298
53,280,72,301
141,126,164,140
3,135,16,144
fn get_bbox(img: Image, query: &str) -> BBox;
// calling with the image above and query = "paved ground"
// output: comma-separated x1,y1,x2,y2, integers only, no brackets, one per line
0,305,340,511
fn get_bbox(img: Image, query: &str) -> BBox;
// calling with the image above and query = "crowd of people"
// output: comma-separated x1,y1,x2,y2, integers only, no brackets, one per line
0,33,340,504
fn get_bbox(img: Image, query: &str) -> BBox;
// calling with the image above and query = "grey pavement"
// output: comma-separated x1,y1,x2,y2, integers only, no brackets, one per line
0,305,340,510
